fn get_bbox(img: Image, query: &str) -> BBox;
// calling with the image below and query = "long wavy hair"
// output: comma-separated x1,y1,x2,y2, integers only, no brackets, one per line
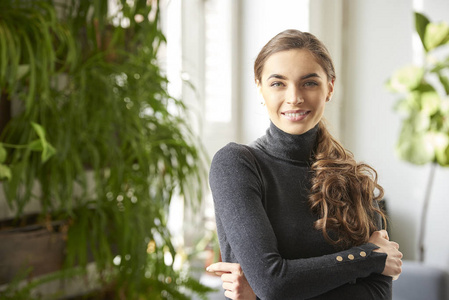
254,29,386,247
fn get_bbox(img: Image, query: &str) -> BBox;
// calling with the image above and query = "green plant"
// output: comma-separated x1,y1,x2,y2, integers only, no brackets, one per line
386,12,449,262
0,0,211,298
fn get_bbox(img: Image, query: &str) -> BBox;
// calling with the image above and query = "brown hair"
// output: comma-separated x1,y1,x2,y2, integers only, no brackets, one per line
254,29,335,83
254,29,385,247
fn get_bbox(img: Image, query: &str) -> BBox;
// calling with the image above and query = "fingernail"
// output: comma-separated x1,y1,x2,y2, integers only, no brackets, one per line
206,267,210,272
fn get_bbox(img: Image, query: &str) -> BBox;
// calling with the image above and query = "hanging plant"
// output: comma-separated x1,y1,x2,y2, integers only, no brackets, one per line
0,0,212,299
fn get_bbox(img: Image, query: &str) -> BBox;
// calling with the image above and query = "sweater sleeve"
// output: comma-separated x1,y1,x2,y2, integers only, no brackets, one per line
210,144,389,300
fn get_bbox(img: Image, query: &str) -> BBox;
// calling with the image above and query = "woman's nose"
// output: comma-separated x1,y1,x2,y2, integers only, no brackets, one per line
286,87,303,105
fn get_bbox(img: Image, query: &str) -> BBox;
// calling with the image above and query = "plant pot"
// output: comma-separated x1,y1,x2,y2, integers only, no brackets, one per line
0,216,67,285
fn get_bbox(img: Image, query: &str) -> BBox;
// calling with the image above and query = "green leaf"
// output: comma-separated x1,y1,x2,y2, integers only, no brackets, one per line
393,98,413,114
415,12,430,52
438,74,449,95
396,131,434,165
432,132,449,166
424,21,449,51
436,144,449,166
0,143,6,163
16,64,30,80
420,91,441,115
393,93,421,115
41,142,56,163
28,139,56,163
30,122,56,162
31,122,46,140
410,112,430,132
0,163,11,180
441,99,449,117
386,65,424,93
415,82,436,93
28,139,43,151
431,56,449,73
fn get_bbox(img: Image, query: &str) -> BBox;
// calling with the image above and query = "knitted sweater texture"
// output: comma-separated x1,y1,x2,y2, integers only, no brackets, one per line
209,122,392,300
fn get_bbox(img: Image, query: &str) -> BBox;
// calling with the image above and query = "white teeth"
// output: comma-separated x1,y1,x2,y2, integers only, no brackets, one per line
285,112,308,117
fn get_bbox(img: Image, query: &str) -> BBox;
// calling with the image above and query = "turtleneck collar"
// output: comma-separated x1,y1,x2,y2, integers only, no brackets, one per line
252,122,318,163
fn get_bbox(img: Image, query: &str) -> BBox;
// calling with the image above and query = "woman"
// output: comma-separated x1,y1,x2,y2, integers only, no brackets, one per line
207,29,402,300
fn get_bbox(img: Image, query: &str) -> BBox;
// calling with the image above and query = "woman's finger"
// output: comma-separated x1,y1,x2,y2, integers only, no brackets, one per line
224,289,235,299
221,273,237,283
222,281,233,290
391,241,400,250
207,262,241,274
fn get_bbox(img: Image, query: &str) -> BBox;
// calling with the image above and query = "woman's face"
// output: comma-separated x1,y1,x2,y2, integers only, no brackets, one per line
258,49,334,135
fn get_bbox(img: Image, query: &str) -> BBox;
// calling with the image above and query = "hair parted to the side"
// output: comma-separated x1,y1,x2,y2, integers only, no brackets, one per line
254,29,386,247
254,29,335,83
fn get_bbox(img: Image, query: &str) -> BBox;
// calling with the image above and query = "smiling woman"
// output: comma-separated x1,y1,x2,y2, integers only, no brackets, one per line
206,29,403,300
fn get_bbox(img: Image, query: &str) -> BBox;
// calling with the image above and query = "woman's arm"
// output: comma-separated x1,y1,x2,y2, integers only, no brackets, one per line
209,144,401,300
207,230,401,300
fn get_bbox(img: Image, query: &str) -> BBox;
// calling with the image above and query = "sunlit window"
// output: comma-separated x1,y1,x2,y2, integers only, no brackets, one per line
204,0,233,123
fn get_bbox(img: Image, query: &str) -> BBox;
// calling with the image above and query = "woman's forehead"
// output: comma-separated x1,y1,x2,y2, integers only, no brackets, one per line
262,49,325,80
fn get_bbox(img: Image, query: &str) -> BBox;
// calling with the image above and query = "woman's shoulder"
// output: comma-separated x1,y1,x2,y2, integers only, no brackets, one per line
210,142,259,172
212,142,254,161
209,142,263,191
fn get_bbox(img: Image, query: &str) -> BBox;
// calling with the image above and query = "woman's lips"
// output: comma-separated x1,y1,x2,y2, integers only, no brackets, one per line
281,110,311,121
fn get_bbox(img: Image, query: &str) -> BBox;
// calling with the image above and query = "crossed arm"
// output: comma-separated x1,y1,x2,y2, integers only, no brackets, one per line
207,230,403,300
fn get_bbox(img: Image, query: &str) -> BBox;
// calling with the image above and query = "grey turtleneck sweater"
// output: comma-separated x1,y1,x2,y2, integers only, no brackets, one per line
209,122,392,300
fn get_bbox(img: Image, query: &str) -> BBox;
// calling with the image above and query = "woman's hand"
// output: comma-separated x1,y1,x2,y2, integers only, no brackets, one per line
368,230,403,280
207,262,256,300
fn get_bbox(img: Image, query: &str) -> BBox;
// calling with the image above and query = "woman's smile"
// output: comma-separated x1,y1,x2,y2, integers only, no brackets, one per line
281,109,311,121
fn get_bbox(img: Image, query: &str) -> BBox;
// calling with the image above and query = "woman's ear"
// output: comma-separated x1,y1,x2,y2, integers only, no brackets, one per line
327,79,335,102
256,80,265,105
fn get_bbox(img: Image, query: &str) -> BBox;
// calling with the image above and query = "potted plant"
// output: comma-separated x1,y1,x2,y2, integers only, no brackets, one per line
386,12,449,262
0,0,212,299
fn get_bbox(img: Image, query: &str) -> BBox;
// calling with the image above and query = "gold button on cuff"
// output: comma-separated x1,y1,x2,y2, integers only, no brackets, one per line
336,256,343,262
348,254,354,260
360,251,367,257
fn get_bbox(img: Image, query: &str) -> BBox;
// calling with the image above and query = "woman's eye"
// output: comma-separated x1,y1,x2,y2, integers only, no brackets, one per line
270,82,283,87
304,81,318,87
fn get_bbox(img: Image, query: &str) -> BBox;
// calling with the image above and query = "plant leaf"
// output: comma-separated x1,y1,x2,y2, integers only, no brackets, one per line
28,140,43,151
31,122,46,140
30,122,56,162
431,56,449,73
424,21,449,51
432,132,449,166
0,143,6,163
415,12,430,52
410,112,430,132
17,64,30,80
386,65,424,93
438,74,449,95
396,131,434,165
0,164,11,181
41,143,56,163
420,91,440,115
436,144,449,166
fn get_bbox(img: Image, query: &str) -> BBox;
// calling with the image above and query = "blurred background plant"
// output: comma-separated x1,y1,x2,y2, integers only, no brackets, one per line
386,12,449,262
0,0,211,299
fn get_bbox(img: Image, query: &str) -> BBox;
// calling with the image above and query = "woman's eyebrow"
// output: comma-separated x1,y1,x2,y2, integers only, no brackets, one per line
266,72,321,82
266,74,287,81
301,73,321,80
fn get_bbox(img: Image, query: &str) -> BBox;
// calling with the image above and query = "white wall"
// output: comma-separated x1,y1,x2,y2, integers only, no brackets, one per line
341,0,449,269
